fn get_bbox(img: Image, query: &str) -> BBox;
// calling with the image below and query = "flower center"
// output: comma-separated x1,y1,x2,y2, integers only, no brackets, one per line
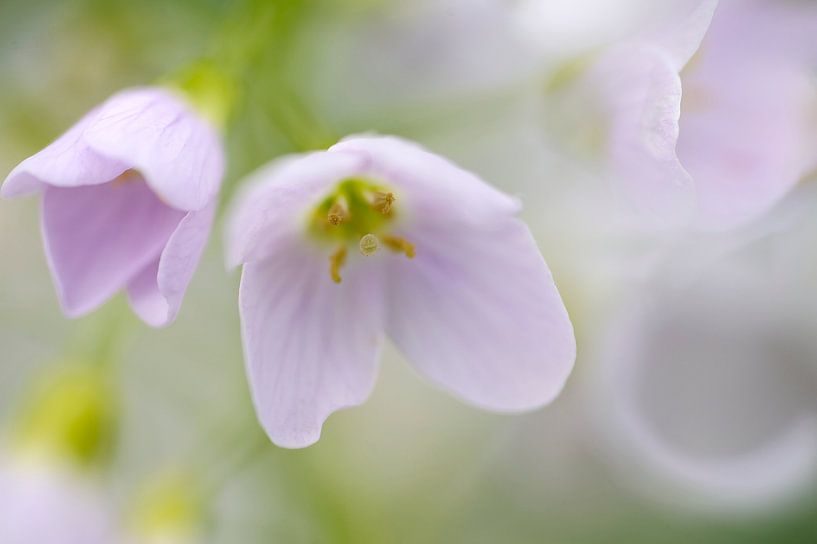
309,178,415,283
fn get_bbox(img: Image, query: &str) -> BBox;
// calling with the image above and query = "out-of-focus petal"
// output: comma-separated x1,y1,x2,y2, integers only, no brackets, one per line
595,274,817,513
1,106,126,198
594,45,694,225
127,203,216,327
42,175,184,317
239,244,385,448
0,458,114,544
82,87,224,212
385,217,575,411
330,135,521,229
225,152,367,268
677,1,817,230
650,0,718,71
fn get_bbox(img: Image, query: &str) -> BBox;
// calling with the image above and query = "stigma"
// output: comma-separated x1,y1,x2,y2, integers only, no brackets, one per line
359,234,379,256
311,178,416,283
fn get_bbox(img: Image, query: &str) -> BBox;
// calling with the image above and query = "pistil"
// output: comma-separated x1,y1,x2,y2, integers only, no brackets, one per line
359,234,380,256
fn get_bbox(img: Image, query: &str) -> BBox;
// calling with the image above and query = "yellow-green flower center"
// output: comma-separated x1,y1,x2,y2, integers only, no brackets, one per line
13,366,116,468
309,178,415,283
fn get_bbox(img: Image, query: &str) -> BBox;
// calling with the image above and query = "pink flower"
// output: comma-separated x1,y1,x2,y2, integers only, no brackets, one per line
226,135,576,448
593,0,817,230
2,87,223,326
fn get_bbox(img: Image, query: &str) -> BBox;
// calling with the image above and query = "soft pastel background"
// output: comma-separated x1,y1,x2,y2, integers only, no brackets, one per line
2,0,817,542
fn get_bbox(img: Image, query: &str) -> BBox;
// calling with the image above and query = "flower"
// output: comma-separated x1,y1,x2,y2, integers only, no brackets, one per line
590,0,817,230
592,229,817,513
226,135,576,448
1,87,224,327
0,365,118,543
0,455,115,544
122,472,203,544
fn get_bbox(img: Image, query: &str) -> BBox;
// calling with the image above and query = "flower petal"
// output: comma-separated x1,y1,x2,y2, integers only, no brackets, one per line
385,217,575,411
42,175,184,317
126,259,164,327
650,0,718,71
594,44,695,226
329,135,521,228
239,244,385,448
126,203,216,327
1,106,126,198
82,87,224,212
677,2,817,230
225,151,367,268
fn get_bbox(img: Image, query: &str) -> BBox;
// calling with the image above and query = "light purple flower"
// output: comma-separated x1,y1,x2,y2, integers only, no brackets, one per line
227,135,576,448
1,87,223,326
593,0,817,230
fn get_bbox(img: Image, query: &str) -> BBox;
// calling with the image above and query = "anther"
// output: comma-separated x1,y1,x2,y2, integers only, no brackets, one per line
359,233,380,256
382,235,415,259
329,247,347,283
327,201,348,226
372,192,395,215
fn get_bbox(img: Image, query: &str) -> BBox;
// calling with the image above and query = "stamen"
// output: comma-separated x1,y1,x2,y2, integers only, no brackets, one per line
327,201,348,226
359,233,380,256
329,247,347,283
372,192,395,215
382,235,415,259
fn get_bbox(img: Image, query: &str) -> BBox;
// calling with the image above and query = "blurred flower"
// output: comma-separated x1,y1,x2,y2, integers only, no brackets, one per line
1,87,224,327
0,456,115,544
592,216,817,513
0,365,119,543
123,472,203,544
313,0,545,127
590,0,817,230
226,135,576,448
509,0,663,58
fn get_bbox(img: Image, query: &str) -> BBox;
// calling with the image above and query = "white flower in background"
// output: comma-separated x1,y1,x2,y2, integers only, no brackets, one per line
509,0,662,58
592,217,817,513
0,456,115,544
227,134,576,448
589,0,817,230
0,367,118,543
314,0,544,123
